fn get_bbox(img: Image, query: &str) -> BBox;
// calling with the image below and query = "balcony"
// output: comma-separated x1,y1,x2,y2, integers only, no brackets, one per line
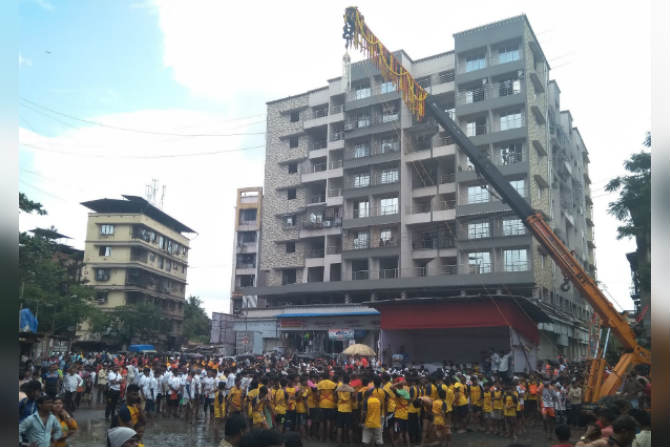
405,199,457,224
305,248,325,258
304,109,329,130
344,172,400,198
344,141,401,168
307,194,327,205
300,216,342,230
236,242,257,253
344,114,401,139
345,84,401,111
301,160,342,183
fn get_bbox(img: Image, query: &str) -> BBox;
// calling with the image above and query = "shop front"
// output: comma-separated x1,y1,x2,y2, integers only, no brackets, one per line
277,308,380,354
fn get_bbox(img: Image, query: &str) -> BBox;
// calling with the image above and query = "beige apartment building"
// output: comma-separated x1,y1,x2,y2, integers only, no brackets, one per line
244,15,598,364
230,187,263,315
77,195,195,348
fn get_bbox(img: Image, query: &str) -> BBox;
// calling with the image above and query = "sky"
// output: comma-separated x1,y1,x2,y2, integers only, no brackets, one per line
18,0,651,317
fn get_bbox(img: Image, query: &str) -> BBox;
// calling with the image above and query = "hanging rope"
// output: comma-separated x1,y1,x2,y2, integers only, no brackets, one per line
344,7,428,120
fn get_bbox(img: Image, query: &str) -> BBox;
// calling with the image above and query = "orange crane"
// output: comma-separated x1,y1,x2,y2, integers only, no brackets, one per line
342,6,650,403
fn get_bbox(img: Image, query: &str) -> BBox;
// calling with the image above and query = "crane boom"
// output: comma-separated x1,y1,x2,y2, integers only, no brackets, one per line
343,6,650,402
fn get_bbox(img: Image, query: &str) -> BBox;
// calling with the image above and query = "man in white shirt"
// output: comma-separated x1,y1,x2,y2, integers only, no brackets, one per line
201,369,216,419
167,370,183,418
226,369,236,391
139,368,157,416
498,351,512,379
63,367,83,414
105,365,123,420
490,350,500,375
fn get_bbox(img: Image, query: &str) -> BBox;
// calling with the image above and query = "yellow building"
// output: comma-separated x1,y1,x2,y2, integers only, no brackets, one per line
77,195,195,348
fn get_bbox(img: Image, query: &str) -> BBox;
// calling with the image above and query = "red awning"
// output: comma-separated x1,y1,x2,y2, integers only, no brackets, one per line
378,300,539,344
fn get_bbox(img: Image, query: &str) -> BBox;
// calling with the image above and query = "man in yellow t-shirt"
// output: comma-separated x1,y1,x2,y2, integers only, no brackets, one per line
296,376,309,439
284,376,298,433
391,379,410,447
335,374,355,445
406,376,421,444
362,391,382,446
468,375,484,431
382,373,396,438
452,375,469,433
226,376,244,414
482,385,494,434
317,372,337,441
274,378,288,432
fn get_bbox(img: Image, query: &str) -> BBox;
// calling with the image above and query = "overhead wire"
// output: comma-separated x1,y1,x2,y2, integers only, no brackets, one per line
19,97,266,137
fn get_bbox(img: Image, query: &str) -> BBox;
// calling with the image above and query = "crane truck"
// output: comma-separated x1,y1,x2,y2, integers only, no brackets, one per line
342,6,650,403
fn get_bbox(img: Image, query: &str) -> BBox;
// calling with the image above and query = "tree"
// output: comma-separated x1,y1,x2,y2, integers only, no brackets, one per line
605,135,650,335
95,302,172,349
182,296,211,344
19,193,100,336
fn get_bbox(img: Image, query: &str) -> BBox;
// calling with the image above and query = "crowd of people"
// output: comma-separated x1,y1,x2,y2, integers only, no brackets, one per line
18,350,652,447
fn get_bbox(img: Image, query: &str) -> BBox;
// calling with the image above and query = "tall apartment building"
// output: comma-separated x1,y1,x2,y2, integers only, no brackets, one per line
246,15,597,363
230,187,263,315
78,195,195,349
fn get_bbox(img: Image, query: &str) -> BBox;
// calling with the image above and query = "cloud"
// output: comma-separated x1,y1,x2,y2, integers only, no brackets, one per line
19,108,265,315
19,53,32,68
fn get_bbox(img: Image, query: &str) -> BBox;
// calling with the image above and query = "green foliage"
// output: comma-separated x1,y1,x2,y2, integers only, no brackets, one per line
19,192,47,215
19,195,99,335
605,137,651,297
182,295,210,344
96,302,172,347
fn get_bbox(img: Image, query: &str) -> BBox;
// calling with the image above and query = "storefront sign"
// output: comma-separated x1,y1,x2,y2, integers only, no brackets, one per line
280,319,304,328
328,329,355,340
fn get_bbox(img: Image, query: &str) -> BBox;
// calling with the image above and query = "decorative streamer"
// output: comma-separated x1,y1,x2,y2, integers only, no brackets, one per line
344,7,428,120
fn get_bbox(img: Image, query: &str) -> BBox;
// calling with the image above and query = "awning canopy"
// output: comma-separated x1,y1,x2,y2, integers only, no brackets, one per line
277,311,379,318
371,297,549,345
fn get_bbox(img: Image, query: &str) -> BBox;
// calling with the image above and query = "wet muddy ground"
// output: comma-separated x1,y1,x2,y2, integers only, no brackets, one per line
68,405,583,447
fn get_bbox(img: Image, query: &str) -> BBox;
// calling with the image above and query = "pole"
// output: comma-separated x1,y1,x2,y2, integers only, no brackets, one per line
602,328,611,359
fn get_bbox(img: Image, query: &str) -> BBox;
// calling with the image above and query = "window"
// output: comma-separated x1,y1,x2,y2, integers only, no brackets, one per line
379,197,398,215
289,136,299,148
503,219,525,236
500,112,523,131
95,268,110,281
379,229,392,242
355,200,370,218
381,104,399,122
381,136,398,153
100,224,114,235
380,81,396,94
417,76,431,88
99,246,112,257
353,231,369,249
504,248,528,272
286,241,296,253
288,162,298,174
158,256,164,269
468,222,490,239
282,215,296,227
467,185,489,204
380,169,399,184
95,291,108,304
439,70,455,83
510,179,525,197
357,114,371,128
282,269,297,285
354,143,370,158
499,79,521,97
290,110,300,122
465,53,486,72
498,45,520,64
468,252,491,273
464,86,485,104
287,188,297,200
466,118,486,136
355,85,371,99
499,143,523,165
353,173,370,188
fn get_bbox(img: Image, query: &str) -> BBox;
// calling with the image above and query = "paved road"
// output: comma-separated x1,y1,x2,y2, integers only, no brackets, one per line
68,405,583,447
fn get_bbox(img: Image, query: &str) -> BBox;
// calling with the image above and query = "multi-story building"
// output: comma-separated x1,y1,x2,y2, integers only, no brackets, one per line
210,312,236,354
77,195,195,349
230,187,262,315
246,15,597,365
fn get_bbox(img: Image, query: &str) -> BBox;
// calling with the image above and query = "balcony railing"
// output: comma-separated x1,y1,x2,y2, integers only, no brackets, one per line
345,237,399,251
346,172,400,190
301,217,342,230
330,104,343,114
352,202,399,219
309,140,328,151
328,187,343,198
311,107,329,119
310,161,327,173
329,159,343,169
439,173,455,184
345,114,398,131
236,263,256,269
412,237,456,249
345,141,400,160
308,194,326,204
305,248,325,258
330,130,344,141
327,245,342,254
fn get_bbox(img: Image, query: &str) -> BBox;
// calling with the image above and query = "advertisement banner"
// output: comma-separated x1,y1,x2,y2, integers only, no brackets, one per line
328,329,354,340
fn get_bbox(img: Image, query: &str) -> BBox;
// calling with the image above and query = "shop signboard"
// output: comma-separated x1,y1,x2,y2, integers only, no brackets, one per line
328,328,355,340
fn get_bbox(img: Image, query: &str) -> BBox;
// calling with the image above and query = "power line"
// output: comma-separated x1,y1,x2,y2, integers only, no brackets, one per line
20,142,265,159
20,97,266,137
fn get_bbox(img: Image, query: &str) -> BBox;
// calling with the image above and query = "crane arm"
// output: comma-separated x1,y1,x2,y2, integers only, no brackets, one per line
343,6,650,396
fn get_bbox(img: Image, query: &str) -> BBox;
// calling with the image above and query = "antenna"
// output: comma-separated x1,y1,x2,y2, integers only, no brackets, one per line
144,178,166,208
160,185,166,209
